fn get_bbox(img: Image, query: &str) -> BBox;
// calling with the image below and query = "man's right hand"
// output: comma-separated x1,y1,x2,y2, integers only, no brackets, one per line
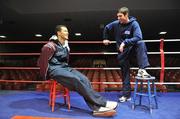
103,40,111,45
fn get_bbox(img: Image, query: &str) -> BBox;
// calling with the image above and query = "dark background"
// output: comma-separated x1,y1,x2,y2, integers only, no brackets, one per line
0,0,179,60
0,0,180,40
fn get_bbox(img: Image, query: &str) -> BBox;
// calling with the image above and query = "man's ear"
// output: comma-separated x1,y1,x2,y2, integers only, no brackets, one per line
57,31,61,36
125,13,129,17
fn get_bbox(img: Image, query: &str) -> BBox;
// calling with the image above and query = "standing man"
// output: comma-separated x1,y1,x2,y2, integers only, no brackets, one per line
103,7,151,102
38,25,118,117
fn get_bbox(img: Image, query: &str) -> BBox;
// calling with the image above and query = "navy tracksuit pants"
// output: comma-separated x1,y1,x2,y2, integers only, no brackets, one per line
48,67,107,111
117,41,150,97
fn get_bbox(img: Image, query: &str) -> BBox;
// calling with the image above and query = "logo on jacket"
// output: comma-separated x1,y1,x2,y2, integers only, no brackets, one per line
124,30,130,35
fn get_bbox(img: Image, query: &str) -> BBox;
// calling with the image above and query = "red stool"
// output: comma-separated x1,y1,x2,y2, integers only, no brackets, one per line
48,80,70,112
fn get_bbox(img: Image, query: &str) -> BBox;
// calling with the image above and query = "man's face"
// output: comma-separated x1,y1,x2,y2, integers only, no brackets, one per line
117,12,128,24
57,27,69,40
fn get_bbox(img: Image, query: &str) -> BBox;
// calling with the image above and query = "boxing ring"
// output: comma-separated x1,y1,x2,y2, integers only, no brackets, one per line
0,39,180,92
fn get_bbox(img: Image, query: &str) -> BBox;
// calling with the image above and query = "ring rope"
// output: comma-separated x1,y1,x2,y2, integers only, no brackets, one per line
0,39,180,44
0,52,180,56
91,82,180,85
0,67,179,70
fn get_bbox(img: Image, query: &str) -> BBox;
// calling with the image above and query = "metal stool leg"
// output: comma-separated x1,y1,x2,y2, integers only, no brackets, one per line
51,81,56,112
132,79,138,110
139,81,143,106
49,80,53,106
147,80,153,114
152,81,158,109
65,88,71,110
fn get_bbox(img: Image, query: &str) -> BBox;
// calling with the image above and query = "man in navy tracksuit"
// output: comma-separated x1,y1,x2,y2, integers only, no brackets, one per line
38,25,118,117
103,7,151,102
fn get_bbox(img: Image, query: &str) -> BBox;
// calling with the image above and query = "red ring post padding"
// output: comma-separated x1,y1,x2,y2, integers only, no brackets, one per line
159,38,166,92
160,39,165,83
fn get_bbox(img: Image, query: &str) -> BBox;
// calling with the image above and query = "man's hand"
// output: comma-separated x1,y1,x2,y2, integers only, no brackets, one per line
119,42,125,53
103,40,111,45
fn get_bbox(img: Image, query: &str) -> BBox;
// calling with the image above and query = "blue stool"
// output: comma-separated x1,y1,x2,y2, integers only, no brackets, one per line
132,76,158,114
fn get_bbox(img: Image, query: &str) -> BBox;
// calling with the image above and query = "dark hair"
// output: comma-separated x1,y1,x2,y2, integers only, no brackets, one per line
55,25,67,34
118,7,129,16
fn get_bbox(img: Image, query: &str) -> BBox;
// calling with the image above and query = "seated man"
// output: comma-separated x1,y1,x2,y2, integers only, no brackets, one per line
38,25,118,117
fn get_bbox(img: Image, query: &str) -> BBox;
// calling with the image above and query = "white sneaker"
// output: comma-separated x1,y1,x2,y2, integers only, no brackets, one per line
105,101,118,110
137,69,151,78
119,96,131,103
93,107,112,113
93,107,116,117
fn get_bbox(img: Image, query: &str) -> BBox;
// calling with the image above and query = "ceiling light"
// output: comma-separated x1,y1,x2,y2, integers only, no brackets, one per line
159,32,167,35
75,33,82,36
0,35,6,38
35,34,42,37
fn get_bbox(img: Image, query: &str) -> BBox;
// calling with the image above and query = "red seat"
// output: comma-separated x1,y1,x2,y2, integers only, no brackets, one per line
49,80,70,112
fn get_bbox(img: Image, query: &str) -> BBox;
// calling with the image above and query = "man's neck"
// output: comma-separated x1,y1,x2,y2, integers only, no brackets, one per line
58,37,65,45
125,17,130,24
